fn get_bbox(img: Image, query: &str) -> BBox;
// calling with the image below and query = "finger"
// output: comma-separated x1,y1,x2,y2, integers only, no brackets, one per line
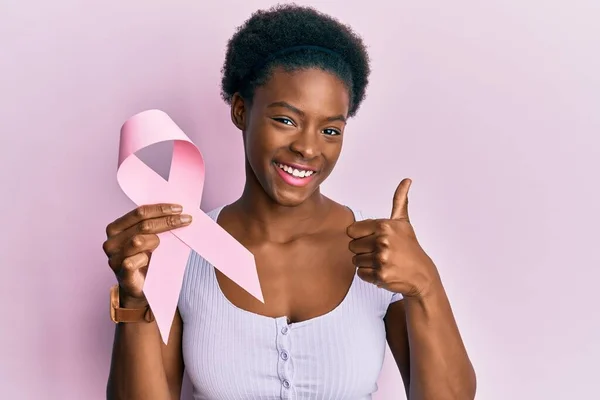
348,234,377,255
103,213,177,256
107,234,160,266
121,234,160,258
346,219,378,239
121,252,150,274
106,203,184,238
109,252,149,275
352,253,380,268
356,267,380,286
390,178,412,221
109,248,153,274
104,214,189,259
110,213,191,248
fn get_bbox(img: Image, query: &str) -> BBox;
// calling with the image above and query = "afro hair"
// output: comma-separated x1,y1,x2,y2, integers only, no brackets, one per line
220,4,371,117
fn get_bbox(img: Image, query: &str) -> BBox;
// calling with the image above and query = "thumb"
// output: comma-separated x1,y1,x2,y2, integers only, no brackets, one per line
390,178,412,220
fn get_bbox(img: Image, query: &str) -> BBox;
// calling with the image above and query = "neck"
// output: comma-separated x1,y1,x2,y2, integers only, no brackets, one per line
231,169,332,243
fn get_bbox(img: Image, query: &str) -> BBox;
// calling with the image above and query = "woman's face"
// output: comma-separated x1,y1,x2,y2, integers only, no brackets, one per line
232,67,351,207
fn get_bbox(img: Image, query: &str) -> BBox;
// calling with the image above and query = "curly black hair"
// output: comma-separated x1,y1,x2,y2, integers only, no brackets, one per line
220,4,370,117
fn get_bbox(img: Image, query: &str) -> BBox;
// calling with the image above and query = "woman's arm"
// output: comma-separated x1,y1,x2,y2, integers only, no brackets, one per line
106,303,185,400
348,180,475,398
102,204,191,400
385,284,476,400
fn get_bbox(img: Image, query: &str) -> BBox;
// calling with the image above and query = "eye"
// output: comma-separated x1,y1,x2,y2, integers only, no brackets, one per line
323,128,341,136
272,117,295,126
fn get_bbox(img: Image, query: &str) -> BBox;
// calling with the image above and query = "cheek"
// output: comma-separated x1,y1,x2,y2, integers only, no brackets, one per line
244,135,263,169
324,141,343,168
244,124,277,167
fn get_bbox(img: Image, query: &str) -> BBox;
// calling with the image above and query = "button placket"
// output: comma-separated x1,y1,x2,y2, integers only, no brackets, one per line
276,317,294,399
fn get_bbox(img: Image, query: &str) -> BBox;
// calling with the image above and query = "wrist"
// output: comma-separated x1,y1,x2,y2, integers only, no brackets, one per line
409,266,443,301
110,284,154,323
405,276,442,302
404,279,447,316
119,291,149,309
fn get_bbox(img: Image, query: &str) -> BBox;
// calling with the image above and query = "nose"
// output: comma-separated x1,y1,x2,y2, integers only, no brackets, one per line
289,130,320,159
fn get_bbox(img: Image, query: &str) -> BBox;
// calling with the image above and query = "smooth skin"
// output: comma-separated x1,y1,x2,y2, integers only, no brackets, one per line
104,67,476,400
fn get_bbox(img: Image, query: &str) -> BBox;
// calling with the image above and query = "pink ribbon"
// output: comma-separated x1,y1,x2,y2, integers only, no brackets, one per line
117,109,264,343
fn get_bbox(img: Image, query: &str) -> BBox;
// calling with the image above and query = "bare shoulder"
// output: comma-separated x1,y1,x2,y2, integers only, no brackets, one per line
321,197,356,229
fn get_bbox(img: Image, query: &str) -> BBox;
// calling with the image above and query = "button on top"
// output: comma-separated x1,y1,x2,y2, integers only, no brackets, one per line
282,379,291,389
281,350,289,360
281,326,289,335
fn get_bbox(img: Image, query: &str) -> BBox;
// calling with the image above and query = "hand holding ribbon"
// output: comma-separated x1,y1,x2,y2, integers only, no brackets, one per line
110,109,264,343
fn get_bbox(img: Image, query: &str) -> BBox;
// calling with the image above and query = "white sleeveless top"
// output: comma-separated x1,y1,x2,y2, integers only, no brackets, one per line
178,206,403,400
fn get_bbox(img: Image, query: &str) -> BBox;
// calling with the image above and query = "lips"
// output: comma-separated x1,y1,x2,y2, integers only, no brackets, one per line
274,161,317,178
272,161,319,187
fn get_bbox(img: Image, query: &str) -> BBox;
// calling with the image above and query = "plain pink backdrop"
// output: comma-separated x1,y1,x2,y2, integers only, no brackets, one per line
1,0,599,399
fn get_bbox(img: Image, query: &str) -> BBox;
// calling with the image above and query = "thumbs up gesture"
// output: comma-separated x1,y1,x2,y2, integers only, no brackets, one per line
347,179,440,298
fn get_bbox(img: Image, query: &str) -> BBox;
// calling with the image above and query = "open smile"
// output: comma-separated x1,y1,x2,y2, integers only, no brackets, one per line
273,162,318,187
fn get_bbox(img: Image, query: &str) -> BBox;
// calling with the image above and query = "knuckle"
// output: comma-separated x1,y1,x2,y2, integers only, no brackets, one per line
377,268,389,283
131,235,144,248
375,220,389,232
375,251,388,265
102,240,110,255
138,220,153,233
166,215,178,227
375,235,390,249
135,206,148,219
136,253,149,267
122,257,136,271
105,224,117,238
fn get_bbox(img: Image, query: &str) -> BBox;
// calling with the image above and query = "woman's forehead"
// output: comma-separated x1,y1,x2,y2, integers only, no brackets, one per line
253,68,351,115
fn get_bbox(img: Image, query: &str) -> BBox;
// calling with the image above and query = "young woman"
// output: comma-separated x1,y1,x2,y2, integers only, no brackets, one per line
103,5,476,400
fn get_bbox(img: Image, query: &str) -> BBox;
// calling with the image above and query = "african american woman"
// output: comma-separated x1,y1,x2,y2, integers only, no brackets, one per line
104,4,476,400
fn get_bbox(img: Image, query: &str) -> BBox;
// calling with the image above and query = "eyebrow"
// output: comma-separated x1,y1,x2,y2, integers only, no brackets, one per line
267,101,347,123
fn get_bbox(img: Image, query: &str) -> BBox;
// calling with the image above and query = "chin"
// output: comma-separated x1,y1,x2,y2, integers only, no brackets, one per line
268,185,317,207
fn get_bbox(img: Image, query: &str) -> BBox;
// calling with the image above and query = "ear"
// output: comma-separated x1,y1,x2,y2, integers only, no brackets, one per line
230,93,248,131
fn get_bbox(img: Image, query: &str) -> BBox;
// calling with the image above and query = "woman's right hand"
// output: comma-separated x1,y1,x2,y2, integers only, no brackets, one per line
102,203,192,306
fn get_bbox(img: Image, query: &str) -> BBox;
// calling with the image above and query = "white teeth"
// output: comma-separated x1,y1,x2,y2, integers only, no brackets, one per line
277,163,314,178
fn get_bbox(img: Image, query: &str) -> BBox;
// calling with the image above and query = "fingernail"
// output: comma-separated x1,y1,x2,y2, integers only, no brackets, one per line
171,204,183,213
180,214,192,223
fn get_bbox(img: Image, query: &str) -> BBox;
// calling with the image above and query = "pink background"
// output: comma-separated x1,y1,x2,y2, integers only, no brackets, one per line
1,0,599,399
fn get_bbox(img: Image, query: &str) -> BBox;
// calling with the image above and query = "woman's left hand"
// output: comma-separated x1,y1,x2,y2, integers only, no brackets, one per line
347,178,441,298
